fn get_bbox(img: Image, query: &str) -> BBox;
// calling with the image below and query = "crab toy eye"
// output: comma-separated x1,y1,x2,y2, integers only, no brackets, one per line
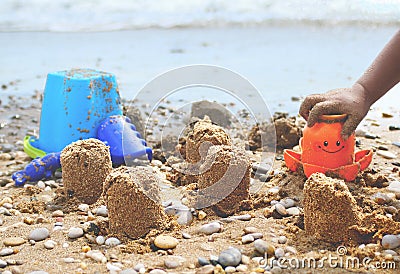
336,141,341,146
323,141,328,147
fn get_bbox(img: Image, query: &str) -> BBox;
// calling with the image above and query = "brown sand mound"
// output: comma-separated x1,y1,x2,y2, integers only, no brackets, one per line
248,117,301,150
196,145,250,217
303,173,361,243
104,166,167,239
304,173,400,244
60,138,112,204
186,116,231,163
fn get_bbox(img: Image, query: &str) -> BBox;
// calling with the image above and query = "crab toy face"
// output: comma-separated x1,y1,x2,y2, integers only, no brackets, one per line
301,121,355,169
284,114,372,181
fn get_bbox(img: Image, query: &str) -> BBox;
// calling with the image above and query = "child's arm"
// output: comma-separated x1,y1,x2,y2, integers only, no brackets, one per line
300,30,400,139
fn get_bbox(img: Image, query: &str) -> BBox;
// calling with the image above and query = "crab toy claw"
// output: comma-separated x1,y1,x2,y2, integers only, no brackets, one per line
283,114,373,181
284,148,373,181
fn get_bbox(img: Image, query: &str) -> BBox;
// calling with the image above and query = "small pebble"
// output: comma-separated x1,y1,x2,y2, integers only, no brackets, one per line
274,203,288,216
0,259,6,268
2,203,12,210
37,181,45,189
149,269,166,274
85,250,107,263
3,237,25,247
198,222,221,235
68,227,84,239
105,237,121,247
279,198,295,208
164,258,180,269
287,207,300,216
230,214,252,221
243,227,258,234
154,235,179,249
382,234,400,249
372,192,392,205
177,211,193,226
236,265,248,272
198,210,207,220
196,265,214,274
218,247,242,267
285,246,297,254
44,240,57,250
377,150,397,159
51,210,64,217
387,181,400,193
242,234,255,244
198,257,210,266
182,232,192,239
274,247,285,258
241,255,250,265
78,204,90,212
278,236,287,244
107,262,122,272
254,239,275,256
225,266,236,273
0,248,14,256
94,205,108,217
96,236,105,245
63,258,75,263
29,228,49,241
134,263,145,272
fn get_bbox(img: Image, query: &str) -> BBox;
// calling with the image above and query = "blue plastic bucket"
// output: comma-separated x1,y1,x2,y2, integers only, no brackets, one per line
27,69,123,155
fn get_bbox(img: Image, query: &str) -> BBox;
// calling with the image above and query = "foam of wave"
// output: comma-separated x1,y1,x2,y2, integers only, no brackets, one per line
1,0,399,31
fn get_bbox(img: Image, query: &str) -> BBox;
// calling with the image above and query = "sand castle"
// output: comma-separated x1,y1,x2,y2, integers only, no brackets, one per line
60,138,112,204
186,116,232,163
303,173,361,243
104,166,167,239
197,145,250,217
304,173,400,244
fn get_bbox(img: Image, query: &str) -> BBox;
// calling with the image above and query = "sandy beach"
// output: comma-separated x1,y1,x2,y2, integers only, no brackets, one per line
1,2,400,272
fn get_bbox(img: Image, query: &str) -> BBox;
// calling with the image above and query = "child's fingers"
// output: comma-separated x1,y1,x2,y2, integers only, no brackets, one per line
299,94,325,120
306,101,342,127
341,115,362,140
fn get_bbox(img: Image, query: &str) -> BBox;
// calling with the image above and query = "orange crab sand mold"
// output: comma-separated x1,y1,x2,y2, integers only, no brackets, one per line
284,114,373,181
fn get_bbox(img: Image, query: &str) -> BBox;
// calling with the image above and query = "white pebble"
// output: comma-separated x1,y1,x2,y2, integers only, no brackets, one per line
382,234,400,249
198,222,221,235
37,181,46,189
68,227,84,239
241,234,255,244
105,237,121,247
107,262,122,272
94,205,108,217
44,240,57,249
63,257,75,263
96,236,105,245
86,250,107,263
387,181,400,193
78,204,90,212
134,263,145,272
377,150,397,159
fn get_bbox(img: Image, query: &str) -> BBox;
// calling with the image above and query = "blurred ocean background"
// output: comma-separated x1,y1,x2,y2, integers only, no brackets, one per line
1,0,400,114
1,0,400,31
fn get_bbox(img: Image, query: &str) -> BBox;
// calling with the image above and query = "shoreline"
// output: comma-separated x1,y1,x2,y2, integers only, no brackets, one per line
1,25,400,114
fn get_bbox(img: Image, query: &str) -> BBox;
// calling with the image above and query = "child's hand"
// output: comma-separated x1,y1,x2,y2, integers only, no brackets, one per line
299,83,370,139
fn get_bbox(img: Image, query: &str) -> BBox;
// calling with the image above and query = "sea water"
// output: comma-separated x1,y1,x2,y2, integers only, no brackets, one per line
0,0,400,114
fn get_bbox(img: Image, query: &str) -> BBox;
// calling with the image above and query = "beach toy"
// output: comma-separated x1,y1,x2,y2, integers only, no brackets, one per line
97,116,152,165
12,152,61,186
284,114,372,181
13,69,153,186
25,69,123,157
